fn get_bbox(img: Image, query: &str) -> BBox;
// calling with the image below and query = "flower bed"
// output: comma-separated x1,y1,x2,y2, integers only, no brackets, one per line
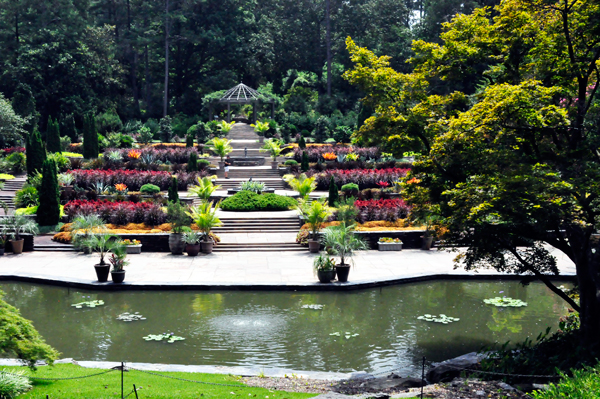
310,168,410,189
63,200,167,225
68,169,207,190
292,145,379,162
354,199,411,223
104,147,205,165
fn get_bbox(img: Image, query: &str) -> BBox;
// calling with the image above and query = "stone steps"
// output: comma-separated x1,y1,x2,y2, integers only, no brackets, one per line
216,181,288,190
215,217,300,233
34,243,76,252
213,242,304,252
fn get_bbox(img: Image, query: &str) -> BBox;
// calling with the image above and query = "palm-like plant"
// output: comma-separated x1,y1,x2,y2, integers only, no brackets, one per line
82,234,118,265
70,214,106,248
188,175,221,201
217,120,235,135
283,173,317,199
186,201,223,241
260,139,284,161
251,121,270,136
206,137,233,162
321,223,368,266
305,199,332,239
108,242,129,271
8,215,39,241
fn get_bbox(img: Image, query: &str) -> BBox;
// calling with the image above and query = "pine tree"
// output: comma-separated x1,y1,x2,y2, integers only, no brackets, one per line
83,114,99,159
301,151,309,172
328,175,339,207
36,159,60,226
27,128,47,175
60,114,78,142
187,152,198,172
168,176,179,202
298,135,306,149
46,117,61,153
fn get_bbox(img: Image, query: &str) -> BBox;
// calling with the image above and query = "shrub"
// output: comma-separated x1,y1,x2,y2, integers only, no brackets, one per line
341,183,359,193
6,152,25,173
292,145,380,162
0,368,32,397
63,200,166,225
26,128,46,174
68,169,207,191
532,365,600,399
47,152,70,172
310,168,410,190
0,173,15,180
82,113,99,159
15,187,39,208
187,152,198,172
159,116,173,142
284,160,298,166
37,159,61,226
240,181,266,194
220,191,297,211
137,126,154,144
354,198,411,223
328,175,339,207
168,176,179,202
46,117,61,153
301,151,309,172
96,108,123,134
140,184,160,195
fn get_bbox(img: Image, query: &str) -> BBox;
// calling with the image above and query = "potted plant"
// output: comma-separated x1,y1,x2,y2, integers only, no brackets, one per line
109,243,128,283
283,173,317,200
121,239,142,254
58,173,75,193
167,201,190,255
313,254,336,283
189,175,221,201
7,215,39,254
321,223,368,282
251,120,269,143
182,231,202,256
0,225,7,256
71,214,106,254
304,200,332,253
260,139,284,169
186,201,223,254
378,237,403,251
83,233,118,282
206,137,233,171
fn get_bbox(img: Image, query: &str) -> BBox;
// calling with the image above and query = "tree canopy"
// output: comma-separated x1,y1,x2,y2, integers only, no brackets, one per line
345,0,600,346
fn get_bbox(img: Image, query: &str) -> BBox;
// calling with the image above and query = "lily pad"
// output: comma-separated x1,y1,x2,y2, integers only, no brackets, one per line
117,312,146,322
330,331,359,339
71,300,104,309
301,304,324,310
142,333,185,344
417,314,460,324
483,297,527,307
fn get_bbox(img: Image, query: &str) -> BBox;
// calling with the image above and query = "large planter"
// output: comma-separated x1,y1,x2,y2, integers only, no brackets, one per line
378,242,403,251
421,236,434,250
125,244,142,254
335,264,351,283
259,136,265,144
0,248,4,256
169,233,185,255
308,239,320,253
186,243,201,256
317,269,336,283
9,239,24,254
111,270,126,283
94,264,110,283
218,161,225,170
200,241,214,254
270,160,278,170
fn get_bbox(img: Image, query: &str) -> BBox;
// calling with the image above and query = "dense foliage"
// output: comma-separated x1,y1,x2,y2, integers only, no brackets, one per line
64,200,167,226
220,191,297,211
68,169,207,190
309,167,409,189
36,159,60,226
354,199,411,223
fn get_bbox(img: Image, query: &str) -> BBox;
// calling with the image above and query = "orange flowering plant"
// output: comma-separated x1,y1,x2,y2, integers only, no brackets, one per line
114,183,128,192
322,152,337,161
128,149,141,159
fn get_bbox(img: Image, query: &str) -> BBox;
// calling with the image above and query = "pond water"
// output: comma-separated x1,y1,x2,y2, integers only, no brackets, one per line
0,280,571,376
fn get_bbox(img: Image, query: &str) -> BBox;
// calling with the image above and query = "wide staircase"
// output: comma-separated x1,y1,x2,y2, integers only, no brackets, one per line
213,216,302,252
0,176,26,213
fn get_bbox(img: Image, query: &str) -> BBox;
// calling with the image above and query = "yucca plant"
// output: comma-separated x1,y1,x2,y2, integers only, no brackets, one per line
283,173,317,199
321,223,368,266
189,175,221,201
206,137,233,162
186,201,223,241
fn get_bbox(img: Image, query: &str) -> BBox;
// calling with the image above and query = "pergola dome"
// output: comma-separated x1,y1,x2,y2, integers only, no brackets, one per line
220,83,265,104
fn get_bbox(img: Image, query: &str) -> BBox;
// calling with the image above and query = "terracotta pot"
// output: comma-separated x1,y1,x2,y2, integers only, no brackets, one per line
94,264,110,283
335,264,351,282
186,243,201,256
201,241,214,254
169,233,185,255
317,269,336,283
308,239,320,253
111,270,126,283
9,239,24,254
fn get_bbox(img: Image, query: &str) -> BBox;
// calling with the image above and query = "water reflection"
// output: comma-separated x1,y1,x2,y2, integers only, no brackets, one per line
0,280,571,375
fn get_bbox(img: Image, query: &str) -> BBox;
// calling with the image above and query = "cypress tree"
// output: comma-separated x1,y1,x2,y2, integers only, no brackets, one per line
328,176,339,207
187,152,198,172
89,114,99,158
27,128,46,175
298,135,306,149
301,150,309,172
60,114,78,142
46,117,61,153
83,114,99,159
168,176,179,202
36,159,60,226
186,133,194,148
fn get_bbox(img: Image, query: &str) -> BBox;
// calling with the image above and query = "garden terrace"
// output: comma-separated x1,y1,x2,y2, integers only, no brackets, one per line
102,147,208,166
290,145,380,162
68,169,210,191
306,168,410,190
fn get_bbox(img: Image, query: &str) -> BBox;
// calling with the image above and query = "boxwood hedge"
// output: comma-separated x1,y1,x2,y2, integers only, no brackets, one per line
220,191,297,211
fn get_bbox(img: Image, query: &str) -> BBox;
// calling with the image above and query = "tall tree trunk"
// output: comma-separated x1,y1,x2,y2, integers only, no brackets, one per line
578,240,600,347
325,0,331,97
145,44,151,115
163,0,170,117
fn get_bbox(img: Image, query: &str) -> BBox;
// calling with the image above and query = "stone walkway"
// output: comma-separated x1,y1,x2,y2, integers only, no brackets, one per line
0,246,577,289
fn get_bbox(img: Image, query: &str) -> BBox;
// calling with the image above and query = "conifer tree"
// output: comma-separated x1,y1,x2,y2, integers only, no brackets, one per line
46,117,61,153
187,152,198,172
83,114,99,159
168,176,179,202
36,159,60,226
27,128,46,175
60,114,77,142
298,135,306,149
186,134,194,148
301,151,309,172
328,175,339,207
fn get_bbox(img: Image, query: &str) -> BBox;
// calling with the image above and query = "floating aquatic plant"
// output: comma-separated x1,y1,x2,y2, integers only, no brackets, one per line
329,332,359,339
484,297,527,307
301,304,324,310
417,314,460,324
142,333,185,344
71,300,104,308
117,312,146,322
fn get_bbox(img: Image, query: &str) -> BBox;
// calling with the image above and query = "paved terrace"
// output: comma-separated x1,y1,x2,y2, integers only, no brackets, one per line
0,246,577,290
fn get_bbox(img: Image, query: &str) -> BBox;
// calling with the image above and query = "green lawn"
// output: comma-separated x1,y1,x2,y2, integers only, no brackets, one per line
2,364,317,399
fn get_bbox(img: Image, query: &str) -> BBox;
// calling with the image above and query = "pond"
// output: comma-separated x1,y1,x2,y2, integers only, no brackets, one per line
0,280,571,376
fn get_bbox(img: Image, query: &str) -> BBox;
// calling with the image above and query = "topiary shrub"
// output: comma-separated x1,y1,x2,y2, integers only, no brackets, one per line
301,151,309,172
220,191,297,212
168,176,179,202
341,183,359,194
328,175,339,207
26,128,47,175
186,134,194,148
187,152,198,172
284,160,299,166
46,117,61,153
36,159,60,226
140,184,161,195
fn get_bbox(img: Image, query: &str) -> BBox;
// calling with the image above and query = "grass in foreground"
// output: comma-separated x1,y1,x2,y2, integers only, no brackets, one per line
532,364,600,399
1,363,317,399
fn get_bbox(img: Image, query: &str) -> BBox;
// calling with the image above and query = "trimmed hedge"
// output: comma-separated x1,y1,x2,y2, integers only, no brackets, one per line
220,191,297,211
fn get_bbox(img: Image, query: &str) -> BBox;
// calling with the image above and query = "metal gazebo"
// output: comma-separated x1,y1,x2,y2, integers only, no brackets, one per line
216,83,274,123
